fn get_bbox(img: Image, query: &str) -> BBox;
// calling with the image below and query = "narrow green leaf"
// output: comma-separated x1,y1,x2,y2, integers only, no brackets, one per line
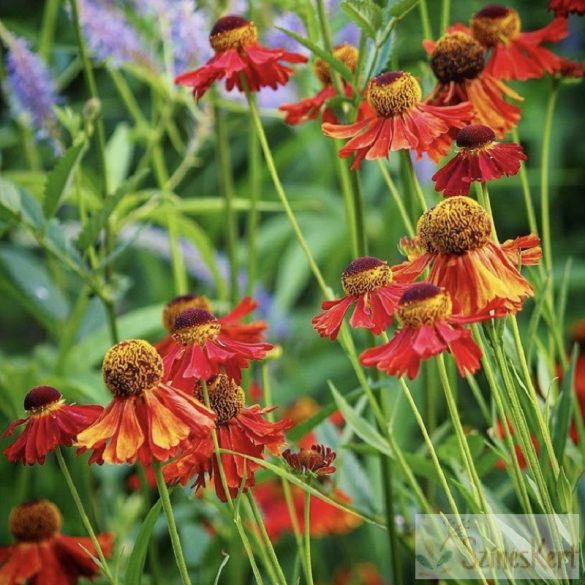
329,381,392,457
552,346,578,461
125,498,162,585
389,0,420,18
341,0,383,38
275,26,354,84
106,123,134,193
43,141,87,218
213,553,230,585
77,169,149,250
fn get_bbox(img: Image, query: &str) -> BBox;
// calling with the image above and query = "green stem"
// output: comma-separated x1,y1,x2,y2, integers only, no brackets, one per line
540,85,559,273
315,0,344,97
244,89,330,298
39,0,60,60
152,463,192,585
215,105,239,306
401,150,427,212
478,182,497,240
511,128,538,236
334,143,359,257
55,449,116,585
246,106,261,296
377,161,415,237
440,0,451,32
350,171,368,256
418,0,433,40
281,479,309,579
303,489,315,585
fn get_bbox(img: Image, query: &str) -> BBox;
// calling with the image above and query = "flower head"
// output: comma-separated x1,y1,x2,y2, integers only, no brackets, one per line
76,339,215,465
0,499,113,584
312,256,422,340
4,37,61,150
175,14,307,100
360,283,486,379
432,124,527,196
160,306,272,385
164,374,291,502
470,5,568,80
322,71,473,168
403,197,541,315
279,44,358,125
282,444,337,477
3,386,103,465
426,31,523,137
549,0,585,16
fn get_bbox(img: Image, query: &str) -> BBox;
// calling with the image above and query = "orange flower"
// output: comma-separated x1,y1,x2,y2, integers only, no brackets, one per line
76,339,215,465
164,374,291,502
402,197,541,315
160,308,272,386
253,481,362,542
175,15,307,100
156,294,267,355
312,256,422,340
322,71,473,169
549,0,585,16
426,32,523,137
280,44,358,125
470,5,568,81
3,386,102,465
432,124,527,196
0,500,113,585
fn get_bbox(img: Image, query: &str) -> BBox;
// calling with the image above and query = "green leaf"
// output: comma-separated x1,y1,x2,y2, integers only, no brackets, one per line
341,0,383,38
552,346,578,461
106,123,134,193
275,26,354,84
329,381,392,457
389,0,420,18
43,141,87,218
125,498,162,585
77,169,149,250
0,177,44,229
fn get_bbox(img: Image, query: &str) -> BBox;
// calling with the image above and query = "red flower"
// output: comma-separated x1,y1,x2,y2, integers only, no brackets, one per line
282,444,336,476
312,256,420,340
432,124,527,196
160,308,272,386
333,563,386,585
0,500,113,585
322,71,473,169
3,386,102,466
470,5,568,80
426,32,523,137
402,196,541,315
360,283,489,379
76,340,215,465
164,375,291,502
549,0,585,16
253,481,361,541
280,44,358,125
175,15,307,100
493,419,540,470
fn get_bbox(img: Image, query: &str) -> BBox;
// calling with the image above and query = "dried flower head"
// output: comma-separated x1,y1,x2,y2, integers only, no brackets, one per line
282,444,337,476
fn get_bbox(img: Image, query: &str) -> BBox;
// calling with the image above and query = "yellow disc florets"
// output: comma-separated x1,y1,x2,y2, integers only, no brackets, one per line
209,15,258,52
103,339,163,398
417,197,492,255
366,72,422,117
162,294,213,333
284,397,320,425
341,257,393,296
195,374,245,424
172,309,221,346
431,32,485,83
471,5,521,47
315,44,358,85
397,284,453,328
9,500,62,542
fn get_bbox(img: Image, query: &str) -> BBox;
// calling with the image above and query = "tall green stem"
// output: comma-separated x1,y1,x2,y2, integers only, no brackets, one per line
401,150,427,212
303,489,315,585
153,463,192,585
511,128,538,235
246,107,261,296
350,171,368,256
440,0,451,32
377,161,415,237
55,449,116,585
418,0,433,40
541,84,559,273
215,105,239,305
39,0,60,60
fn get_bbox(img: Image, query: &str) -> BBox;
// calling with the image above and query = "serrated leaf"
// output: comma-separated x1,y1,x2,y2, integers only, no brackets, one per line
77,169,149,250
43,141,87,218
125,498,162,585
329,381,392,457
341,0,383,37
389,0,420,18
275,26,354,84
